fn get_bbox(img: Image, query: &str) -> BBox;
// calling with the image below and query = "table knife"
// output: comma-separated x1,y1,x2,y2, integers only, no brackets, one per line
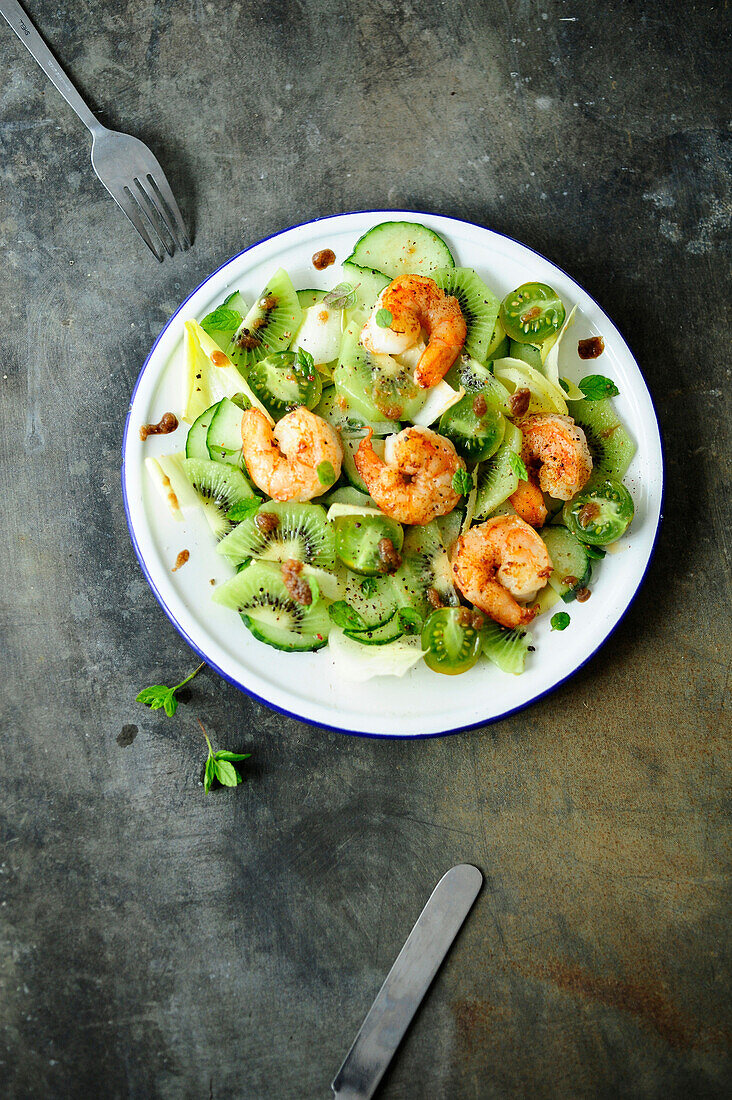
332,863,482,1099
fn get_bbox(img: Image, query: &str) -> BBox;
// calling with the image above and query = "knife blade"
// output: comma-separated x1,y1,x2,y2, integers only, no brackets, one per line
331,863,483,1100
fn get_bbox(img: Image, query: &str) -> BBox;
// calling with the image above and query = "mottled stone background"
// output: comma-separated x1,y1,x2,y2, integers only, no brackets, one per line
0,1,729,1097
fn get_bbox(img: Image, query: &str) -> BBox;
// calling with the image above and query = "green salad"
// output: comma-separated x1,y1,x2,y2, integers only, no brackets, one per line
146,220,636,680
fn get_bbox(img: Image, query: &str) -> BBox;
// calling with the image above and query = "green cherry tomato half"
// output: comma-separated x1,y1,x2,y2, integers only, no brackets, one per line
334,514,404,575
563,477,634,545
500,283,566,345
439,393,506,463
421,607,483,676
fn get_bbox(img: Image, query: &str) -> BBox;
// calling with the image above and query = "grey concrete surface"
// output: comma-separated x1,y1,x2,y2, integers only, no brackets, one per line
1,1,730,1097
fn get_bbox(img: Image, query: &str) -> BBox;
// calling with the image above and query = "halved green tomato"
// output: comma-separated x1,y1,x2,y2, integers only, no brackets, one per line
421,608,483,675
334,514,404,575
247,351,322,419
500,283,566,345
439,392,506,462
563,476,634,545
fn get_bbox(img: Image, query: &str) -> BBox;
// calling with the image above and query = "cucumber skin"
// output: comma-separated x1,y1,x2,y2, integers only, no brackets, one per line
346,221,455,279
540,526,592,601
206,397,245,467
242,614,329,652
186,402,220,460
344,613,404,646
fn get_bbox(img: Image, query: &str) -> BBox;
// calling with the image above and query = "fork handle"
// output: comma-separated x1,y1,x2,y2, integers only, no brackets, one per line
1,0,103,135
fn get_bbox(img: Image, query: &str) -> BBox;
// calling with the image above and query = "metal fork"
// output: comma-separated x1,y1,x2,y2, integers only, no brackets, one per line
1,0,190,261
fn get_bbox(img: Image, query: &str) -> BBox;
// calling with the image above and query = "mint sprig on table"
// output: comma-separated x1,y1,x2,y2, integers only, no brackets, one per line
199,719,251,793
136,662,205,717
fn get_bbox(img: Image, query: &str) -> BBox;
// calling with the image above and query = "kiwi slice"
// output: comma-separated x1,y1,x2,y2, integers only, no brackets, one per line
474,421,523,519
432,267,500,363
315,385,400,437
217,500,336,570
228,268,302,373
569,398,636,479
481,619,532,675
212,560,330,651
247,351,322,420
392,521,460,614
181,458,258,539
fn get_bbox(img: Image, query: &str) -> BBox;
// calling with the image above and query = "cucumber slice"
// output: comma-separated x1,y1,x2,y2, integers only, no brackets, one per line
206,396,246,467
186,402,220,460
344,570,399,629
568,398,636,479
485,317,508,360
474,422,523,519
323,485,375,508
247,351,322,420
229,268,302,373
346,221,455,279
297,289,327,309
212,560,330,651
508,339,543,371
341,261,390,314
344,613,404,646
540,526,592,601
314,386,400,437
432,267,500,363
481,619,532,675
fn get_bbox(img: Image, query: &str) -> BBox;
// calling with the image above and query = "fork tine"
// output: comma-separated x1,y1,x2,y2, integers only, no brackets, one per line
110,185,165,262
134,177,175,257
145,169,191,250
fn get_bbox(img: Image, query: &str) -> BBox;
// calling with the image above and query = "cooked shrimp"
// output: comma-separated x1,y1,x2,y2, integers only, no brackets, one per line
240,406,343,502
360,275,467,388
509,478,548,528
516,413,593,501
452,515,553,629
354,425,464,525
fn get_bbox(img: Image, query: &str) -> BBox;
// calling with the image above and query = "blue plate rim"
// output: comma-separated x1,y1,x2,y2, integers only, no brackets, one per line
121,208,665,739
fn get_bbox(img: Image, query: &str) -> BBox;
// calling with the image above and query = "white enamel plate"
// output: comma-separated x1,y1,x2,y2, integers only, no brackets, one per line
122,211,663,737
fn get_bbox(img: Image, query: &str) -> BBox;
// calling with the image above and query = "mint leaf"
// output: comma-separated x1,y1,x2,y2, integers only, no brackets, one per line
214,750,251,762
226,498,262,522
375,308,393,328
204,755,215,794
317,460,336,486
452,468,473,496
213,759,239,787
201,306,242,338
360,576,378,597
323,283,357,309
579,375,619,400
328,601,367,631
398,608,423,635
294,347,316,378
135,685,169,709
136,663,205,717
509,451,529,481
551,612,571,631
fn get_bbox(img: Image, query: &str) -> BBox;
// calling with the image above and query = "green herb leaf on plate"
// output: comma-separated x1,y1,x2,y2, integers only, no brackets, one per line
551,611,571,631
226,498,262,522
317,460,336,486
452,468,473,496
508,452,529,481
328,601,367,631
397,608,423,635
375,308,393,328
579,375,620,400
